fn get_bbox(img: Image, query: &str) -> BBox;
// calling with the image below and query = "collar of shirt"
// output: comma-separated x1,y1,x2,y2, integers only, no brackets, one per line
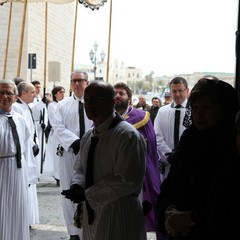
73,95,84,102
17,98,29,108
94,112,116,135
172,99,188,108
121,106,130,118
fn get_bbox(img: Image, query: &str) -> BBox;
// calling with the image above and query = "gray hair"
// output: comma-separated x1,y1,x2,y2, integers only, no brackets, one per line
13,77,24,86
0,79,18,95
17,82,34,96
70,69,88,81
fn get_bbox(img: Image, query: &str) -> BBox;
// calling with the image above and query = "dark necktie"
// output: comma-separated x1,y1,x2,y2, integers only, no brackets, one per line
28,105,34,123
8,116,22,168
84,114,122,225
28,106,38,143
85,136,99,225
79,101,85,138
174,105,182,149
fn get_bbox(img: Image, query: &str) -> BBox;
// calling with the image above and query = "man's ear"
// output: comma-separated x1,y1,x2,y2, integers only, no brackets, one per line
129,97,132,105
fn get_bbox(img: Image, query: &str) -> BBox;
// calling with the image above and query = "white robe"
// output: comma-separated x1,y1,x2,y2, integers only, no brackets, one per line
0,113,30,240
29,98,48,175
154,100,187,181
44,101,60,180
72,114,147,240
52,95,93,236
12,100,39,184
12,100,40,225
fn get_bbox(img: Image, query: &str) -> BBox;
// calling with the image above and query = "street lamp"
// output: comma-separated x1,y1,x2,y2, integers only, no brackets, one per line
89,42,105,80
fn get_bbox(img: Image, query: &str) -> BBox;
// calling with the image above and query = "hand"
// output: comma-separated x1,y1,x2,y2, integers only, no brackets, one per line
165,208,194,237
142,200,152,215
61,185,85,203
70,139,80,155
41,96,48,104
32,143,39,157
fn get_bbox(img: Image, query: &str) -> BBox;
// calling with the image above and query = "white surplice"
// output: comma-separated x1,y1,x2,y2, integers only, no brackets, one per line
72,114,147,240
0,113,30,240
44,101,60,180
12,100,40,225
29,98,48,176
154,100,187,181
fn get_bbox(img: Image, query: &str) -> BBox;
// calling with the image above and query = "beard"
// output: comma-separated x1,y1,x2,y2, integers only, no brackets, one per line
114,99,129,113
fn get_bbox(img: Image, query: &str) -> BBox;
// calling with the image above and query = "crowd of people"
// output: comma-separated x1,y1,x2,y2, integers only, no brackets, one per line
0,72,240,240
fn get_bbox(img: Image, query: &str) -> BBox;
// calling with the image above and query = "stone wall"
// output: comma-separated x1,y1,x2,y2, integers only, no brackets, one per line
0,1,75,94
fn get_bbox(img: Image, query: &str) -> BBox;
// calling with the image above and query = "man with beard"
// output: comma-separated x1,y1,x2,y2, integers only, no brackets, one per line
113,82,168,240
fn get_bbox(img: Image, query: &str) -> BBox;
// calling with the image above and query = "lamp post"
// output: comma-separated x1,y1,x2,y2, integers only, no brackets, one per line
89,42,105,80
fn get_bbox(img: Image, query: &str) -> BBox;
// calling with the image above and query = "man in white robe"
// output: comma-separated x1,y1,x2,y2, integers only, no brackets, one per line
43,86,65,186
52,70,93,240
0,79,30,240
62,81,147,240
12,81,40,226
29,80,48,176
154,77,189,181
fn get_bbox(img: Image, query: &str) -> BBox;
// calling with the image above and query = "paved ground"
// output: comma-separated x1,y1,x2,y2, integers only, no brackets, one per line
30,176,156,240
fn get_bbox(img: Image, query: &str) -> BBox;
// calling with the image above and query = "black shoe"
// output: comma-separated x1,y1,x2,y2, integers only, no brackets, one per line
69,235,80,240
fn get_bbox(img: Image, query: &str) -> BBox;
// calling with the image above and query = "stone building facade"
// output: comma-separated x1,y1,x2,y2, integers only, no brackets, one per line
0,1,75,94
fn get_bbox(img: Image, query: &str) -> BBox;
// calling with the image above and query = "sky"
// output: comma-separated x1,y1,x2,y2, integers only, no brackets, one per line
74,0,239,77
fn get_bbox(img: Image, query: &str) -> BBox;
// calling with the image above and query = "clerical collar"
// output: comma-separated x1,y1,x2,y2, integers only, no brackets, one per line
73,95,84,101
121,106,130,118
171,99,188,108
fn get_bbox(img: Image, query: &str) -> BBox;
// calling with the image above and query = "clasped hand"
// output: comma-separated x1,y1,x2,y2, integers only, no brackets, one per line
165,208,195,237
61,184,85,203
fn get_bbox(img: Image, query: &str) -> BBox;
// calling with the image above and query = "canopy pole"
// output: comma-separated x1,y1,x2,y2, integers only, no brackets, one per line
43,0,48,94
235,0,240,104
106,0,112,82
71,0,78,72
17,0,27,77
69,0,78,96
3,0,13,79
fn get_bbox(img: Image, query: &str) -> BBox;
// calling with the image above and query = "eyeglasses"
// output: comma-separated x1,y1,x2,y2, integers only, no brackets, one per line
71,79,87,84
171,88,187,94
0,91,16,97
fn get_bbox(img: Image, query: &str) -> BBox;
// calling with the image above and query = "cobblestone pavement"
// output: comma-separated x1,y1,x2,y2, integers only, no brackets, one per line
30,176,156,240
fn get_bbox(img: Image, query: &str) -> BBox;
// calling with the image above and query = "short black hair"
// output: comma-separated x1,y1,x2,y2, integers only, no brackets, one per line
52,86,65,102
169,77,188,89
31,80,41,86
113,82,132,98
